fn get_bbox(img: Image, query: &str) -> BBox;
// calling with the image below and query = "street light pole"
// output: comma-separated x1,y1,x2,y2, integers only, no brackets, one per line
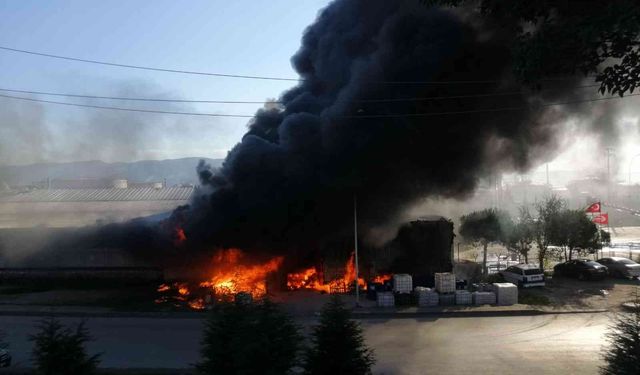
628,154,640,185
353,194,360,307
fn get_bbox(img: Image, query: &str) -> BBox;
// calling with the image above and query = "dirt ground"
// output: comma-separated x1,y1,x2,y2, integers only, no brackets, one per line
519,275,640,311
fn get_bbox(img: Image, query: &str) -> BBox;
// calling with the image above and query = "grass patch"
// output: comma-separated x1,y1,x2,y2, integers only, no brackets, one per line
519,292,552,306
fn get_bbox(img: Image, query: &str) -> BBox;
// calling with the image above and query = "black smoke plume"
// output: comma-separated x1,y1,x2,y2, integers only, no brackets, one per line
181,0,582,258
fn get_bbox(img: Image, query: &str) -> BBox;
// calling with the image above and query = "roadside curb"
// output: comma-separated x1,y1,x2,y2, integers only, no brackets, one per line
350,308,608,319
0,307,608,319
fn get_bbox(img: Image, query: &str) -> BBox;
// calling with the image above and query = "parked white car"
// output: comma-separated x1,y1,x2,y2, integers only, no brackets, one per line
500,264,545,288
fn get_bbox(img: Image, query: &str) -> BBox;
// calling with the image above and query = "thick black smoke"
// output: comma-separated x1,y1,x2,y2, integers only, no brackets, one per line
183,0,584,257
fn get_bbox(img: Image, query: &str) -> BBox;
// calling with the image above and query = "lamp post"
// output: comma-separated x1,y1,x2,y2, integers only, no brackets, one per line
628,154,640,185
353,194,360,307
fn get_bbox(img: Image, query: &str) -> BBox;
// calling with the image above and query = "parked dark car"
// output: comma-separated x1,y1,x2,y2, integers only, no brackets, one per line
597,257,640,279
0,349,11,367
553,259,607,280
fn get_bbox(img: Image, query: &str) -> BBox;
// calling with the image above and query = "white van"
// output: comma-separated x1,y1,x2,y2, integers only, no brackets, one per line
500,264,545,288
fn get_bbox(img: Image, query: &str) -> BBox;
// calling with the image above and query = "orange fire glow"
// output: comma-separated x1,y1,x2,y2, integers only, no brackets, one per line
372,274,392,283
286,252,366,293
173,227,187,247
198,248,283,298
156,249,283,310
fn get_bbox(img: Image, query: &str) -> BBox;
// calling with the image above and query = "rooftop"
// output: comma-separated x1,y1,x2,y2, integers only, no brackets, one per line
0,186,195,203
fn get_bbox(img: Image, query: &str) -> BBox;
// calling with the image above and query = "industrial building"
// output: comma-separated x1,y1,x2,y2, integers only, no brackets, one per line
0,179,194,228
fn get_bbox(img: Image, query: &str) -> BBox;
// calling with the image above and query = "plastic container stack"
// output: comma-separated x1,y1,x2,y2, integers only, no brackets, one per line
434,272,456,293
455,290,472,305
439,293,455,306
492,283,518,306
392,274,413,294
377,291,395,307
472,291,496,305
414,287,439,307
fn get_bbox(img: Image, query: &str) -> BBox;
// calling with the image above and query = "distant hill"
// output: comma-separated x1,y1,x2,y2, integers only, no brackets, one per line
0,157,223,187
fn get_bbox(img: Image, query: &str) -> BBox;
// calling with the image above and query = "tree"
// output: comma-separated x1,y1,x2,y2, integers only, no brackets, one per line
197,299,301,375
551,209,600,261
30,318,100,375
460,209,511,275
534,196,564,270
425,0,640,96
506,206,535,264
601,290,640,375
303,296,375,375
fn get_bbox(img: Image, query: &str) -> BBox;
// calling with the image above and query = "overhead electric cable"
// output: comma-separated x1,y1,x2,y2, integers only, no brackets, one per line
1,92,636,118
0,91,637,118
0,84,602,104
0,94,254,118
0,45,596,85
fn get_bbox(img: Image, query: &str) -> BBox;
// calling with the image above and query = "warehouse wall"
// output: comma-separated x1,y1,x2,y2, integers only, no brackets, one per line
0,200,188,228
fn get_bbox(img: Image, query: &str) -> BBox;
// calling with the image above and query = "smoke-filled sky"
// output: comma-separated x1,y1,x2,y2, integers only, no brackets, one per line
0,0,330,163
1,0,640,183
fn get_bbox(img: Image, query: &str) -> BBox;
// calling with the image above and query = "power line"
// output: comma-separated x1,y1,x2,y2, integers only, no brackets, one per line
0,94,254,118
0,91,636,118
0,83,602,105
0,45,596,85
0,46,300,82
345,93,640,118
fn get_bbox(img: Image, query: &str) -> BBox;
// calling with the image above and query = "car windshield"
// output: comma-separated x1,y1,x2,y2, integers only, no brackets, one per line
524,269,542,275
585,261,601,266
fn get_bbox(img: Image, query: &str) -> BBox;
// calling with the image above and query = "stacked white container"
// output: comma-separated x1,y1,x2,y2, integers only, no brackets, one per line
439,293,456,306
472,291,496,305
434,272,456,293
492,283,518,305
414,287,439,307
377,291,395,307
392,274,413,294
455,290,472,305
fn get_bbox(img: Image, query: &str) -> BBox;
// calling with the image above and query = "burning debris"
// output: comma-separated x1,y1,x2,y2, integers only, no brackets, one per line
156,248,283,309
286,252,372,294
156,249,388,310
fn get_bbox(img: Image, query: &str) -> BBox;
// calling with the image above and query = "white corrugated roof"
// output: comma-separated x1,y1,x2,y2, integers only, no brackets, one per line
0,187,194,202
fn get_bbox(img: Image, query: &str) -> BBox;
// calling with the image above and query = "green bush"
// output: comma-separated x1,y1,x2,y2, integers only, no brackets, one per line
197,299,301,375
30,317,100,375
601,291,640,374
303,296,375,375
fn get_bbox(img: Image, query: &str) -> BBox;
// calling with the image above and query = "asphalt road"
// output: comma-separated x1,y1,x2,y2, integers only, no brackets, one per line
1,313,609,374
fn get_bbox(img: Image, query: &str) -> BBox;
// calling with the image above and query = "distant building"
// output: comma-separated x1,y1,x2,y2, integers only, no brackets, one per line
0,182,194,228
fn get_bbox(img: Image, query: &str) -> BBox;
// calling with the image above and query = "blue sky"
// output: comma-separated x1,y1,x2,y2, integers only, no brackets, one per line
0,0,331,164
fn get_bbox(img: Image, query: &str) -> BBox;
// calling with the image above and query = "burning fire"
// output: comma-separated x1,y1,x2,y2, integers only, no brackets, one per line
286,252,368,293
173,227,187,247
157,249,283,310
157,249,390,310
198,248,283,297
372,274,392,283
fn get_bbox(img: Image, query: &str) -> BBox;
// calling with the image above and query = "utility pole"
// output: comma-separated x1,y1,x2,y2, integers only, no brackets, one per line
353,194,360,307
546,163,550,186
606,148,614,204
628,154,640,185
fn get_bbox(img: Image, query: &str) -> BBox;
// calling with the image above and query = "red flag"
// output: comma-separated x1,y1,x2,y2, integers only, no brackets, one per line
585,202,601,213
592,213,609,225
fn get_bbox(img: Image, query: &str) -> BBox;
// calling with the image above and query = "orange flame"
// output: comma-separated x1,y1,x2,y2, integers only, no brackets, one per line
156,248,283,310
198,249,283,298
287,252,366,293
372,274,392,283
173,227,187,247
